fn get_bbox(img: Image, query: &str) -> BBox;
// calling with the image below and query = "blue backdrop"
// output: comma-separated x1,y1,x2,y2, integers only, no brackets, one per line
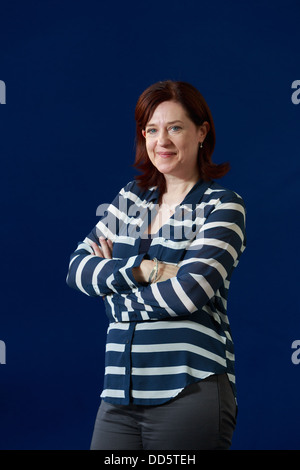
1,0,299,450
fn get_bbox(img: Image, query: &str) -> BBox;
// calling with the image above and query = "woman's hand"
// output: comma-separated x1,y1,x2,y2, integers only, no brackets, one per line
91,237,113,259
156,263,179,282
132,260,179,284
91,237,179,284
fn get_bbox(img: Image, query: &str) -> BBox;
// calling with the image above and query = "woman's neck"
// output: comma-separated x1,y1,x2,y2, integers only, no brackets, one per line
162,174,200,206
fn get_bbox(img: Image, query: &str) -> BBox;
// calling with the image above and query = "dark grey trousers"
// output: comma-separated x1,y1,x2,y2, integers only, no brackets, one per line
90,374,237,450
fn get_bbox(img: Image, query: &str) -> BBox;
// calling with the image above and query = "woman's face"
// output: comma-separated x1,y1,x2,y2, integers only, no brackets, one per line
142,100,208,180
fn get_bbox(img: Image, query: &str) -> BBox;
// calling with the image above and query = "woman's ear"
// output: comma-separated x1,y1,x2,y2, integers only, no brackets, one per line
198,121,210,139
142,129,146,138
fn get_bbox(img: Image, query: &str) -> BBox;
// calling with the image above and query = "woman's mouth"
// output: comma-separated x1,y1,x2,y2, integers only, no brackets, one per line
157,152,176,158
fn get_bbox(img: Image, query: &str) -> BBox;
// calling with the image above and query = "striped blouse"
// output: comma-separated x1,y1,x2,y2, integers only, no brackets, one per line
66,178,246,405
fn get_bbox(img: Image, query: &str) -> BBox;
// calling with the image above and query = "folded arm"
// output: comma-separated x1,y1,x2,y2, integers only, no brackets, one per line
111,194,246,321
66,188,246,323
66,183,149,297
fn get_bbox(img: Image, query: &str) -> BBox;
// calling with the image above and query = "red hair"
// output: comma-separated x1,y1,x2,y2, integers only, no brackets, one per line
133,80,230,196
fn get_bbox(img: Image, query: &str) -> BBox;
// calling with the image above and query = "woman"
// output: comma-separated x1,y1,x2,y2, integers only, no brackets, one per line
66,80,246,450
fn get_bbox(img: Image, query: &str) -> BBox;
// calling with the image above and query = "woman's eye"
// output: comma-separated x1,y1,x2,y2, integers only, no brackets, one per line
145,126,181,135
169,126,181,132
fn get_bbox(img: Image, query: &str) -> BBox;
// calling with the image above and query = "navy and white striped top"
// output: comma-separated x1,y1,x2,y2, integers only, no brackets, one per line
66,178,246,405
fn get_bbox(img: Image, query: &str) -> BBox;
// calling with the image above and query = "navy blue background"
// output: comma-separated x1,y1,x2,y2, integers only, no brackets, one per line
1,0,299,450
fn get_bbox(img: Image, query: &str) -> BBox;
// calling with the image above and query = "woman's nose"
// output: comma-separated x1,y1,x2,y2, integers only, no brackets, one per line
157,129,171,146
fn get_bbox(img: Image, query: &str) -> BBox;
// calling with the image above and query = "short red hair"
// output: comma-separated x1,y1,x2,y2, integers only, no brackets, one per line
133,80,230,195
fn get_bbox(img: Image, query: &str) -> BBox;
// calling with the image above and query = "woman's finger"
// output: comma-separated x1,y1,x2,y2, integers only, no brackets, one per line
90,241,104,257
155,263,179,282
99,237,112,259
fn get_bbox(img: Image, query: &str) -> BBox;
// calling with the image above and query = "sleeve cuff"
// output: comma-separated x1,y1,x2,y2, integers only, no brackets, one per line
114,253,148,292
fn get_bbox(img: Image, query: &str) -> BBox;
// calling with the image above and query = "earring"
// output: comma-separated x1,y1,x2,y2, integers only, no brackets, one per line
199,142,203,148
